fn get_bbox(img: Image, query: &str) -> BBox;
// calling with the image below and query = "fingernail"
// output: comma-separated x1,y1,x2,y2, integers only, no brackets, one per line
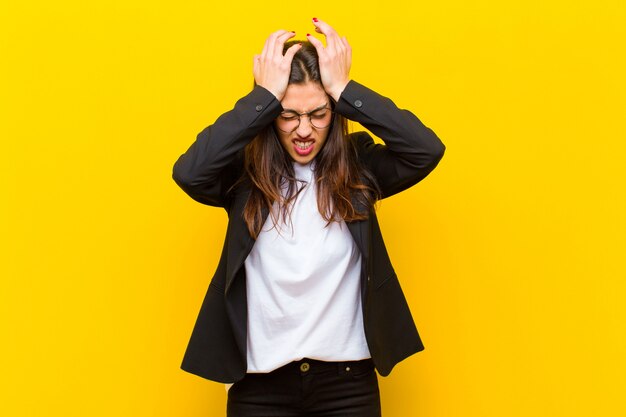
306,33,311,36
313,17,319,22
291,30,295,33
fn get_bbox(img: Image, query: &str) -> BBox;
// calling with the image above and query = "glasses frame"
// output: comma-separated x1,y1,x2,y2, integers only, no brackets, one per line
275,104,335,133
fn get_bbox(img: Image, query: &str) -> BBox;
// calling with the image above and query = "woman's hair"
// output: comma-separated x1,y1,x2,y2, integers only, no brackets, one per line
236,40,380,239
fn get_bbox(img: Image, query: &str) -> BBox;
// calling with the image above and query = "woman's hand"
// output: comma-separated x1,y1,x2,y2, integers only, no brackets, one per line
253,30,302,101
306,19,352,102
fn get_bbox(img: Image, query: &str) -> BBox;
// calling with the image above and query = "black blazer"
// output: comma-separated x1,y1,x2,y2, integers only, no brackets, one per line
172,80,445,383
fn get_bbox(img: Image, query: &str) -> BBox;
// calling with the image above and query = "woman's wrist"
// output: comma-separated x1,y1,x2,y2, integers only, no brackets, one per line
257,83,285,101
328,80,350,102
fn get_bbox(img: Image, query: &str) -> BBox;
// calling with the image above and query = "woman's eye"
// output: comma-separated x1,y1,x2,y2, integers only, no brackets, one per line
280,114,298,121
311,112,327,119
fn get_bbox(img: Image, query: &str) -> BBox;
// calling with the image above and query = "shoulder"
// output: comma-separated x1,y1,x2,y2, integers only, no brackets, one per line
347,131,375,153
347,131,383,167
220,148,249,209
348,130,374,145
346,131,383,197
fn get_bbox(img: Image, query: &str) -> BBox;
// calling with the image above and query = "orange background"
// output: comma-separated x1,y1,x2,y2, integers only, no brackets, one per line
1,1,625,416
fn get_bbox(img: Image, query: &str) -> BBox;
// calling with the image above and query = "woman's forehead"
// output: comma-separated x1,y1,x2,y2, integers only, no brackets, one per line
281,82,328,111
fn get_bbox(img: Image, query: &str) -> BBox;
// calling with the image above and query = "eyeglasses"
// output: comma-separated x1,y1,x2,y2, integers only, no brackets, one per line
275,105,334,133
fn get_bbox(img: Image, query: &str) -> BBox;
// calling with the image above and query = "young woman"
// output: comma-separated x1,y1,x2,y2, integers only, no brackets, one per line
173,18,445,417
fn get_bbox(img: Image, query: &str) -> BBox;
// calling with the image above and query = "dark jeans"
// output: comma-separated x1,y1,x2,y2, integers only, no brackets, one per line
227,358,381,417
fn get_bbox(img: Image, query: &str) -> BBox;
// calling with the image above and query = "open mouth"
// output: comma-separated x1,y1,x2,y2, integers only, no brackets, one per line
292,139,315,156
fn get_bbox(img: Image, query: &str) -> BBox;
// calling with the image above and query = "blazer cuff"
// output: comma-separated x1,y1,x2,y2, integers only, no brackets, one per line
334,79,378,119
246,84,283,118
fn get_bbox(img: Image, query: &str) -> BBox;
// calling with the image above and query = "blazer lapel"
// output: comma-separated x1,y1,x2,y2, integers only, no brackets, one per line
348,191,371,257
347,219,368,260
225,188,269,293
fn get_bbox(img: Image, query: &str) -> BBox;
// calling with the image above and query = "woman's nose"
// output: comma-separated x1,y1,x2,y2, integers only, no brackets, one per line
295,116,314,136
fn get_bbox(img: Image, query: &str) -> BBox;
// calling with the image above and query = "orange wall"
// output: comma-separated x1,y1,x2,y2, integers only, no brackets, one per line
1,1,625,416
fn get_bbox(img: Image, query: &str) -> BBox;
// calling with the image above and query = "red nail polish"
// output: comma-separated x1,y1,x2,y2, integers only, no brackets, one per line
313,17,319,22
306,33,311,36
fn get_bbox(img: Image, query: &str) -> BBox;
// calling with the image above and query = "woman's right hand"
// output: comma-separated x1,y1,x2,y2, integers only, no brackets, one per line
253,30,302,101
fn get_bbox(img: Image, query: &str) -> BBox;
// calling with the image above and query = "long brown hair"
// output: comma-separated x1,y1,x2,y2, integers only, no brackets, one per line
235,41,380,239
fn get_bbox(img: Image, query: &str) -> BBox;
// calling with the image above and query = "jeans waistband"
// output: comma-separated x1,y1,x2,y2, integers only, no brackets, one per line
274,357,375,376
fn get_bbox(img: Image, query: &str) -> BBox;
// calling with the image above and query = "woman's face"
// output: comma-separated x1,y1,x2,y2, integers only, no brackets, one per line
275,82,332,165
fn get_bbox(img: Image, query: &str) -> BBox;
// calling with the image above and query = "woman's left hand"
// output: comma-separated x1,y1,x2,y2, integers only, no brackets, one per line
306,18,352,102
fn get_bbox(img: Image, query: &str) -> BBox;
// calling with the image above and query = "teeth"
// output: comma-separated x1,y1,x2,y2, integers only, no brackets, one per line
294,141,313,149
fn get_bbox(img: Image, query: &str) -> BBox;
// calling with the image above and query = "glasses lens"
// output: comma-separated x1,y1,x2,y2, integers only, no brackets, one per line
276,112,298,132
310,109,333,129
276,108,333,132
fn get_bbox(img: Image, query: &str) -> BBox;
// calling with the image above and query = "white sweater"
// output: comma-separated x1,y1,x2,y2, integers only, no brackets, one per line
243,160,371,373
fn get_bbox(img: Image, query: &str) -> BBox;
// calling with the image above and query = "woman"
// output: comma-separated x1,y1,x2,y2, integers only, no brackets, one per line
173,18,445,417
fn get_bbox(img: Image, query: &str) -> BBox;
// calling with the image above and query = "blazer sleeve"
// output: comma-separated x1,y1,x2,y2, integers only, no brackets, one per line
335,80,446,199
172,85,283,209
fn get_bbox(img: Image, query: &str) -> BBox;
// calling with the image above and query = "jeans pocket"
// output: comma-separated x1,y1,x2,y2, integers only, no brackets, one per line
352,366,375,379
344,360,376,379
